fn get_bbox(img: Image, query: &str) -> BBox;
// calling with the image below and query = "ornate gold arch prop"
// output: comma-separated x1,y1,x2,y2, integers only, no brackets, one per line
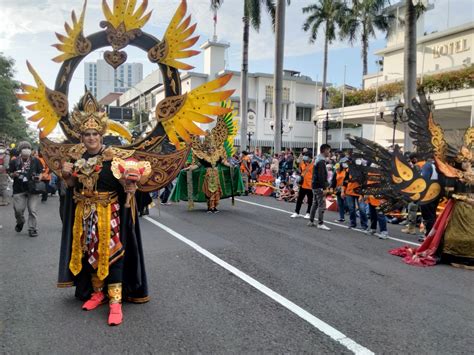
16,0,235,192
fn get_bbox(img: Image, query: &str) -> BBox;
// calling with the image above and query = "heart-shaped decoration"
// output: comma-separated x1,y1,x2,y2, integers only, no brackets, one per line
104,50,127,69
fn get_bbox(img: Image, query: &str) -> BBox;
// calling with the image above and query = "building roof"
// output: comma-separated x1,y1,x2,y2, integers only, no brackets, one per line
219,69,325,86
98,92,122,106
375,22,474,56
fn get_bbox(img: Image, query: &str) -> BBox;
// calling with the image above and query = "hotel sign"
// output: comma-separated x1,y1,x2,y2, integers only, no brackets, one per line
433,38,470,58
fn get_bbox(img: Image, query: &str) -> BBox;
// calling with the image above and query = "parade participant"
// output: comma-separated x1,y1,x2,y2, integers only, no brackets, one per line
348,92,472,267
240,151,251,195
417,158,440,242
291,153,313,219
271,153,280,178
171,106,245,212
389,94,473,267
8,141,43,237
16,0,236,325
307,144,332,230
0,142,10,206
57,92,151,326
331,162,347,222
401,154,424,235
342,160,368,231
366,168,389,239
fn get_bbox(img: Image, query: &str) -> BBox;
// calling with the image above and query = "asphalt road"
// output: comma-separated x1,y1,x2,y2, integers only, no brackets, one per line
0,194,472,354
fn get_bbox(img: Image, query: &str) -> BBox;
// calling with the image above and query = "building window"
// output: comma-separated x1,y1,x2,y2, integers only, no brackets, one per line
283,87,290,101
327,134,332,141
344,133,351,139
265,85,273,100
151,95,156,108
231,101,240,116
296,106,312,122
265,102,273,119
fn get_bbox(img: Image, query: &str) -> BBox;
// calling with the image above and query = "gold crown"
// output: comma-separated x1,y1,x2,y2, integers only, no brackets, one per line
72,91,108,135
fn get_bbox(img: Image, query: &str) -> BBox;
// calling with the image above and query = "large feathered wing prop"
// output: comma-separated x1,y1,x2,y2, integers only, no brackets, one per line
220,102,239,158
407,93,473,183
16,62,68,138
348,136,442,211
155,74,234,146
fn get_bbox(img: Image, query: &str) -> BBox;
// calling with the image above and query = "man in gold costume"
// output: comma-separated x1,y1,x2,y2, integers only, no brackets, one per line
58,92,149,325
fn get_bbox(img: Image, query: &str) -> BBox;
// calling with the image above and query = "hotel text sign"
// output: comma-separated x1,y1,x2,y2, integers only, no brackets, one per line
433,38,470,58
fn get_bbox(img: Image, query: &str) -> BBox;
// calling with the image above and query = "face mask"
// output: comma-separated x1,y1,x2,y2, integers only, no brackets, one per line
303,156,309,162
0,149,5,154
21,148,32,156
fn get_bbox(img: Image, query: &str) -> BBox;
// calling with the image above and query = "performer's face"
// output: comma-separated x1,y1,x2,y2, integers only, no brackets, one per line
82,129,101,152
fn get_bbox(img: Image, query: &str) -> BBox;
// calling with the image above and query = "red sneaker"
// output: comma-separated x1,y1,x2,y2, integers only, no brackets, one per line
108,303,123,326
82,291,106,311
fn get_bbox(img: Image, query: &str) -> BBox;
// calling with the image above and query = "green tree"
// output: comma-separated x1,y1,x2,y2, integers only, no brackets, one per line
340,0,394,83
302,0,346,109
0,53,29,143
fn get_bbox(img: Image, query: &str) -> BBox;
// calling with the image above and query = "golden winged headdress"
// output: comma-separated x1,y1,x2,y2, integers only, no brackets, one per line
15,0,234,192
190,101,239,166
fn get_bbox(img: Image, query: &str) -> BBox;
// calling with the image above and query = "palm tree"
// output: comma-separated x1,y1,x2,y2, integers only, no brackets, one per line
302,0,346,110
404,0,426,150
340,0,393,85
239,1,277,152
273,0,290,153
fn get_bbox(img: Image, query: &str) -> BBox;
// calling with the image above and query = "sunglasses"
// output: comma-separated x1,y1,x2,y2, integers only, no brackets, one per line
82,132,99,137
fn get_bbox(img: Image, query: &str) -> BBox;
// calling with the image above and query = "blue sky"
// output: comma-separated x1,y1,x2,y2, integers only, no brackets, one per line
0,0,472,107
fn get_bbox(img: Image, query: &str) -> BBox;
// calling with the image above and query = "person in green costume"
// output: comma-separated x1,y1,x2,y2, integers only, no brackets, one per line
170,105,244,212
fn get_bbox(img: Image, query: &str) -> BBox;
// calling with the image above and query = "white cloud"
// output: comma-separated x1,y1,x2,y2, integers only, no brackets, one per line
3,0,472,110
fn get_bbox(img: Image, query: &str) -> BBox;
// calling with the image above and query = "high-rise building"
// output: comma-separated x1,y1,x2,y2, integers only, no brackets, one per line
84,59,143,101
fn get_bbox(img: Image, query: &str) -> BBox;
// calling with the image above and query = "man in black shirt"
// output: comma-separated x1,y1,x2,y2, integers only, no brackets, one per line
308,144,332,230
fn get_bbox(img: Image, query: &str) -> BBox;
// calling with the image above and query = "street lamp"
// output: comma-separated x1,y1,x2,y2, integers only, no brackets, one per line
247,130,254,151
312,117,318,156
383,102,409,147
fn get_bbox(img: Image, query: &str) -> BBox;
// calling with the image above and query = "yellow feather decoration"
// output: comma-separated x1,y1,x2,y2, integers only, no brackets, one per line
160,0,200,70
52,0,90,63
16,61,63,138
157,74,235,147
102,0,152,31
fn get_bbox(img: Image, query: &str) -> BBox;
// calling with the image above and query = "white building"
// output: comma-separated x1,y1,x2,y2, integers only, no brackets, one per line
119,40,330,151
84,59,143,101
316,1,473,148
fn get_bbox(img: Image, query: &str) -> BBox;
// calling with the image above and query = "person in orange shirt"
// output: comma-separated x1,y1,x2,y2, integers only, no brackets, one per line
290,154,313,218
35,150,51,202
342,161,368,230
331,163,347,222
366,169,389,239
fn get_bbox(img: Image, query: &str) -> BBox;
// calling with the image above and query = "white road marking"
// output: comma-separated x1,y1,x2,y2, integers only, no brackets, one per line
144,216,374,355
235,198,421,247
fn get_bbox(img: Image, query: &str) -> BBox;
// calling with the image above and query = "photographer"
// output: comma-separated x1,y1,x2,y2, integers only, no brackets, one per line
8,141,43,237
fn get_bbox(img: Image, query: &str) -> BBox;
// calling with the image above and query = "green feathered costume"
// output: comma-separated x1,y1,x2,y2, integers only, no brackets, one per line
170,103,244,210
